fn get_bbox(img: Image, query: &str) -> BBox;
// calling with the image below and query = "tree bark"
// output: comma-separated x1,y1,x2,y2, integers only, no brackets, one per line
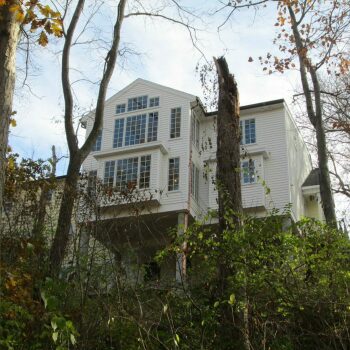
0,3,20,218
49,0,128,275
288,6,337,227
214,56,242,232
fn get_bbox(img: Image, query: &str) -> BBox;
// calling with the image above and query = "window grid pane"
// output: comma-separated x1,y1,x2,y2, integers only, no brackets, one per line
168,158,180,191
139,155,151,189
92,130,102,152
149,97,159,107
113,119,124,148
244,119,256,144
170,108,181,138
116,157,138,191
125,114,147,146
116,103,126,114
147,112,158,142
127,96,148,111
104,161,115,186
242,160,255,184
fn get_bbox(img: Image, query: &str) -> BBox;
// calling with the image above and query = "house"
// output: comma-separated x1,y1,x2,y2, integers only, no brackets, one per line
80,78,324,281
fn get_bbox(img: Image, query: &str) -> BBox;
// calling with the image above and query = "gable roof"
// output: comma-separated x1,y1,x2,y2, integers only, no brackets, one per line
302,168,320,187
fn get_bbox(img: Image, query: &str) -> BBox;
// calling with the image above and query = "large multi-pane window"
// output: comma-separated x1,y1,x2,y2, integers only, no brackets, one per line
149,97,159,107
113,113,158,148
240,119,256,144
115,157,138,190
128,95,148,111
170,108,181,138
92,130,102,152
125,114,147,146
168,157,180,191
147,112,158,142
241,160,256,184
113,119,124,148
104,161,115,186
191,163,199,201
116,103,126,114
139,155,151,189
104,156,152,190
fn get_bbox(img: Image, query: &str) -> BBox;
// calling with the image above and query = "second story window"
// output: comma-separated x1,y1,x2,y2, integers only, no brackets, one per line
116,103,126,114
168,157,180,191
125,114,147,146
104,161,115,187
113,113,158,148
128,95,147,111
88,170,98,194
92,130,102,152
241,160,256,184
240,119,256,145
149,97,159,107
170,108,181,139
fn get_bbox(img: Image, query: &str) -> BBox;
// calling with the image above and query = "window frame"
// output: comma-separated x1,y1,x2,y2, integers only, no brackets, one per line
191,162,200,201
127,95,148,112
170,107,181,139
104,156,152,190
168,157,180,191
241,160,256,185
240,118,256,145
149,97,160,108
116,103,126,114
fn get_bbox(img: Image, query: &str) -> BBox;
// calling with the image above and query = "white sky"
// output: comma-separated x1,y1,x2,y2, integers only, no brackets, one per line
11,0,348,223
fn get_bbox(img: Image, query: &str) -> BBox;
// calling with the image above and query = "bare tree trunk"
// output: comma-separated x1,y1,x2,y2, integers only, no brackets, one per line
49,0,127,275
214,57,250,350
214,56,242,232
288,6,337,227
0,3,20,218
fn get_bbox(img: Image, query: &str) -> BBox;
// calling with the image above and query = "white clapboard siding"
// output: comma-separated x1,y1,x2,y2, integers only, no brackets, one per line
284,107,312,220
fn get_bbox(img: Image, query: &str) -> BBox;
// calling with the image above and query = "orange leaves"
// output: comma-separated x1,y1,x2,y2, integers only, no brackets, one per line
38,30,48,46
2,1,63,45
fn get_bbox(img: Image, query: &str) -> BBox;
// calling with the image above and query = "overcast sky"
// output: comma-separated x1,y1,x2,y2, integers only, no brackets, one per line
10,1,303,172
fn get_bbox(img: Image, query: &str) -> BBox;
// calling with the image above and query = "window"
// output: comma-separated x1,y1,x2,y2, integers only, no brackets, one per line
191,116,200,148
116,103,126,114
147,112,158,142
170,108,181,138
139,155,151,189
168,158,180,191
113,119,124,148
92,130,102,152
106,156,151,191
241,160,256,184
113,113,158,147
115,157,138,190
240,119,256,145
191,163,200,201
128,95,147,111
104,161,115,187
149,97,159,107
125,114,147,146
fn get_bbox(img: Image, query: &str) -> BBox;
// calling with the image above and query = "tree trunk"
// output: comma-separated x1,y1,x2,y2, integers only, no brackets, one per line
288,6,337,227
214,56,242,232
49,0,127,274
49,155,81,275
0,3,20,217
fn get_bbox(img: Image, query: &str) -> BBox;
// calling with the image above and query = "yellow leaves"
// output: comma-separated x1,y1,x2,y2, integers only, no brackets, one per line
15,10,25,22
38,30,48,47
10,118,16,127
0,0,6,6
339,58,350,74
8,157,15,170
